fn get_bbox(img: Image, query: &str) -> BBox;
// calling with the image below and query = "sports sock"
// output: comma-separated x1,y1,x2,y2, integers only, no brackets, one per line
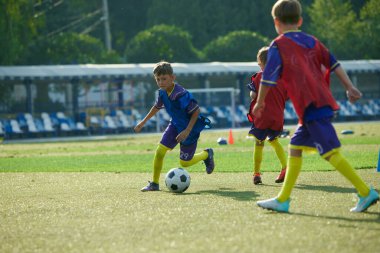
152,144,170,184
269,138,287,169
328,152,370,197
277,155,302,202
254,144,264,174
180,150,208,167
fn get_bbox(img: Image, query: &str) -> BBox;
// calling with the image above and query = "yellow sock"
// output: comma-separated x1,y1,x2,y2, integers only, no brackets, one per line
180,150,208,167
152,144,170,184
253,144,264,174
328,152,370,196
269,138,287,169
277,156,302,202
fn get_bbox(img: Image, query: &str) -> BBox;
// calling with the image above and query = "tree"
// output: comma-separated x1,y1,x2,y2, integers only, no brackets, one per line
125,24,201,63
307,0,360,59
0,0,40,65
24,32,120,65
203,31,270,62
358,0,380,58
146,0,276,49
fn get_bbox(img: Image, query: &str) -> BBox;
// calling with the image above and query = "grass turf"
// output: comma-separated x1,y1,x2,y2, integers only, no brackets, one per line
1,122,379,173
1,121,380,252
1,170,379,253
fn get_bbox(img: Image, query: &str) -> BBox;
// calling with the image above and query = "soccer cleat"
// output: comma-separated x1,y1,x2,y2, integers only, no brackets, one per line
257,197,290,213
253,174,262,185
275,168,286,183
141,181,160,192
203,148,215,174
350,187,379,212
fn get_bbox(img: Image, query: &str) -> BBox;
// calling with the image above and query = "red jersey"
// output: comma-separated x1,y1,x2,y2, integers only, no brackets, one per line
248,71,287,131
275,34,339,123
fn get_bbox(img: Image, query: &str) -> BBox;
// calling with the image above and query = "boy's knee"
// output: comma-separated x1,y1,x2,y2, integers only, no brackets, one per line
155,145,168,158
289,148,302,157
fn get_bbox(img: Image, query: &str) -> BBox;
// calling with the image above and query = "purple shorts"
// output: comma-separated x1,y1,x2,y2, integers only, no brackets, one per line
290,117,341,156
248,123,282,142
160,123,198,161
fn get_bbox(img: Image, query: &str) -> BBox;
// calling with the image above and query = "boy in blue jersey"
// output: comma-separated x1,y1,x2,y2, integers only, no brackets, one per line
134,61,214,192
253,0,378,212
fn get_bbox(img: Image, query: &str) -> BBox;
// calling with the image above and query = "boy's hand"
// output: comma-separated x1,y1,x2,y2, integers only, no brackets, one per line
346,87,362,103
134,122,144,133
176,129,190,143
252,103,265,118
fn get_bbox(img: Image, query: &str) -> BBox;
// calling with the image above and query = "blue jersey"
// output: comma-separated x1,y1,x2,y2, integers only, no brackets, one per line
155,84,207,136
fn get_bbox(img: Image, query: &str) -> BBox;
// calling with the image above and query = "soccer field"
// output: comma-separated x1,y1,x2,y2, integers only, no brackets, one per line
1,122,380,252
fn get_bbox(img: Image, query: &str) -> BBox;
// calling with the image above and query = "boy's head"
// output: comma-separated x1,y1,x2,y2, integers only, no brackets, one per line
153,61,176,91
272,0,302,33
257,47,269,70
153,61,173,76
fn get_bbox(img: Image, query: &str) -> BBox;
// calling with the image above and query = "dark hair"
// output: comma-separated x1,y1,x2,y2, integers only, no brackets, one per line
153,61,173,76
272,0,302,24
257,47,269,66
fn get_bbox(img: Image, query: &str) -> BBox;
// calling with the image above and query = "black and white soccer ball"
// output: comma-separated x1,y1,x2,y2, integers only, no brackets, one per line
165,168,191,193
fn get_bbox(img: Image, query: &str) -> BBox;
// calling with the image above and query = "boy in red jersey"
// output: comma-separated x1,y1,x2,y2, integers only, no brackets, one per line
253,0,378,213
247,46,287,185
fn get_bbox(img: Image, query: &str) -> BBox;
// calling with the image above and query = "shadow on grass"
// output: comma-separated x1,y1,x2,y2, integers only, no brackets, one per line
290,211,380,225
295,184,357,193
188,187,259,201
257,183,356,193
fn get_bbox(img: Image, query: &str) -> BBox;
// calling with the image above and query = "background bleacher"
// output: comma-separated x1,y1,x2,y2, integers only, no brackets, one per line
1,99,380,140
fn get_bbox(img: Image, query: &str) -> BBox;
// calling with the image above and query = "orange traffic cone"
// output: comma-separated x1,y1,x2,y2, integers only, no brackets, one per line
228,129,234,144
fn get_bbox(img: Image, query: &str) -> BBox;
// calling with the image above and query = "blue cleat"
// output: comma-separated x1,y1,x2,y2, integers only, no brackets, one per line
141,181,160,192
350,187,379,212
257,198,290,213
203,148,215,174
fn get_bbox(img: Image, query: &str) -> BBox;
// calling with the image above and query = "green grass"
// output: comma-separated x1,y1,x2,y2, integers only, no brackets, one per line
1,122,379,173
1,122,380,253
1,170,379,253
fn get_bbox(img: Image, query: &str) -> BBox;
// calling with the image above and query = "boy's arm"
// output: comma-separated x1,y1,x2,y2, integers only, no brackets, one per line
134,106,160,133
176,108,200,143
252,85,271,118
334,66,362,103
250,91,257,101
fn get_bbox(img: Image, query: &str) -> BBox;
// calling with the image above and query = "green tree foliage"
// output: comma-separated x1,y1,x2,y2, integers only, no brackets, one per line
307,0,360,59
146,0,276,49
0,0,40,64
24,33,120,65
125,24,200,63
203,31,270,62
358,0,380,58
108,0,153,53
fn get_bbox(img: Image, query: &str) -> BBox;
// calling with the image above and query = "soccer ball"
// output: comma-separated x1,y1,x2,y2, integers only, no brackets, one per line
165,168,191,193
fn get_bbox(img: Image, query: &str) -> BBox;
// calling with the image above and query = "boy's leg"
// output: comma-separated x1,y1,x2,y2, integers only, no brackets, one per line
253,141,264,174
180,132,214,173
268,138,287,169
268,137,287,183
257,124,309,212
277,148,302,202
152,144,171,184
142,123,177,191
327,152,378,212
253,141,264,184
248,126,268,184
327,152,370,197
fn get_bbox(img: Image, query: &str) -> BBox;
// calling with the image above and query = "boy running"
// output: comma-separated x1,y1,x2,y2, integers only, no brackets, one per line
134,61,214,191
253,0,379,213
247,46,287,185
